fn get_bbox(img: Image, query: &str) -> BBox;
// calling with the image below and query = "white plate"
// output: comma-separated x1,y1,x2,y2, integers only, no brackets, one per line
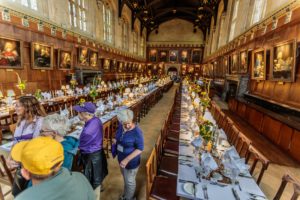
182,182,195,195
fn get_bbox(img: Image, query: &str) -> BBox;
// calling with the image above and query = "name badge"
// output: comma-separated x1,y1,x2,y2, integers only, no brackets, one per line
117,144,124,152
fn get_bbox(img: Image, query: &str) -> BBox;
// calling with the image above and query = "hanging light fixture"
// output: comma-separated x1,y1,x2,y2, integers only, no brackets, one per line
172,9,177,14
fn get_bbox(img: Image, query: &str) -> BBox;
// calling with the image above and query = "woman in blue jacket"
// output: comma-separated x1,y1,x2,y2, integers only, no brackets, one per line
113,109,144,200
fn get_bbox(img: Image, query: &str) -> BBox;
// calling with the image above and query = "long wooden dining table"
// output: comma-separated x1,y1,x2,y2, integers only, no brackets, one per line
0,81,173,152
176,84,267,200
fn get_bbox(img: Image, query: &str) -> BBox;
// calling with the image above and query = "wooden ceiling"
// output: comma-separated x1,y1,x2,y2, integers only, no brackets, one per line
122,0,223,36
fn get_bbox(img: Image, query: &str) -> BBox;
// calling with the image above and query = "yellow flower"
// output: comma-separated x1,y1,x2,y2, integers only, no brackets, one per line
201,91,207,96
79,98,86,106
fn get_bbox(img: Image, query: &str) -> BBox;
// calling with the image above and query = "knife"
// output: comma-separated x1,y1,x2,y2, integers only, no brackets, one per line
232,188,240,200
193,182,196,198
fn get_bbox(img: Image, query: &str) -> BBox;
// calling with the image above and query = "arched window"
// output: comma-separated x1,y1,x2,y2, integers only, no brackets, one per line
68,0,87,31
133,30,138,54
9,0,38,10
228,0,239,41
251,0,266,25
140,36,145,57
103,4,113,43
122,19,129,50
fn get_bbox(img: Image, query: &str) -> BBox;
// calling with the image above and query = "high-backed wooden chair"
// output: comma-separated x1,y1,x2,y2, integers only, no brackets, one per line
228,125,239,145
160,117,179,156
146,148,178,200
0,184,4,200
155,133,178,177
234,132,252,158
273,173,300,200
0,155,15,198
102,121,111,158
245,145,270,185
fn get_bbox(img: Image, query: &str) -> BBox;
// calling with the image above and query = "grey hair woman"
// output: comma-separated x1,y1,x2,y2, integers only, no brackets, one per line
113,109,144,200
40,113,79,170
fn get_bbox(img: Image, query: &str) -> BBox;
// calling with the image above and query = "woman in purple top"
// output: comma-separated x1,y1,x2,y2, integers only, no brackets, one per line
7,96,46,197
73,102,108,199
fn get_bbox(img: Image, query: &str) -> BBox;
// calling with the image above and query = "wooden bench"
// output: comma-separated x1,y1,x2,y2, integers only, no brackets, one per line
223,98,300,166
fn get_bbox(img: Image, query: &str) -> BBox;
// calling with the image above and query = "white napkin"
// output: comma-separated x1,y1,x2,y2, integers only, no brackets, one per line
201,152,218,171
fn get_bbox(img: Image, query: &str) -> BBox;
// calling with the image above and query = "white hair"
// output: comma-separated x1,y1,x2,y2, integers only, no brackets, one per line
117,109,134,123
42,113,70,136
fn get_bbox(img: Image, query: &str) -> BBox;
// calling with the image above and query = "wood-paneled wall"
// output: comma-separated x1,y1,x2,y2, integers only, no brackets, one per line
204,6,300,110
0,22,144,96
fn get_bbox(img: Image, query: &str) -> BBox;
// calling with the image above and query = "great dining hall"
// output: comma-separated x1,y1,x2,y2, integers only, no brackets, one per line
0,0,300,199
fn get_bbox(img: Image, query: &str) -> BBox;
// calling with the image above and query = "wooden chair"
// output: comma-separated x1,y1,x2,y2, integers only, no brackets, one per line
273,173,300,200
228,125,239,145
234,132,252,158
223,117,234,134
146,148,178,200
102,121,111,158
155,134,178,177
0,155,15,198
245,145,270,185
0,184,4,200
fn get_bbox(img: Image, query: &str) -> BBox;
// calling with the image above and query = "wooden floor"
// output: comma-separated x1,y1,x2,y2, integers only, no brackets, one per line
1,86,300,200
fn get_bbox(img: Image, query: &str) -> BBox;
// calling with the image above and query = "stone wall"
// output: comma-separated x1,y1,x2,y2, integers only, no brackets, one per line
148,19,204,44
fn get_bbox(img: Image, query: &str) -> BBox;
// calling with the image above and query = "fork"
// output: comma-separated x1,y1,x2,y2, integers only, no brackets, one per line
202,184,209,200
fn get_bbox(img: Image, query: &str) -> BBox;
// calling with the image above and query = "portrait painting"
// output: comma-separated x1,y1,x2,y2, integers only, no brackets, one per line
111,59,117,72
78,47,89,66
103,59,110,72
192,49,202,63
252,49,266,80
271,39,296,82
231,53,239,74
180,50,188,63
159,51,168,62
169,50,178,62
58,49,72,70
239,50,248,73
223,56,229,76
118,62,123,73
89,50,99,68
149,49,157,62
124,62,128,71
188,65,194,73
138,64,142,72
31,42,53,70
127,63,133,72
0,37,22,69
181,64,187,75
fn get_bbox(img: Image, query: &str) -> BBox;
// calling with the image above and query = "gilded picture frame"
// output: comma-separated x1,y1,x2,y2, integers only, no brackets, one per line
31,42,53,70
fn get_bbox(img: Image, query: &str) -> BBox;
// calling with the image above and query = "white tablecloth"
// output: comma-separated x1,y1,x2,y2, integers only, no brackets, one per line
177,85,266,200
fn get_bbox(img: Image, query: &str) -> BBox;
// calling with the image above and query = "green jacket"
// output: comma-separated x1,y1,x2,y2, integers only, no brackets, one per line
16,168,95,200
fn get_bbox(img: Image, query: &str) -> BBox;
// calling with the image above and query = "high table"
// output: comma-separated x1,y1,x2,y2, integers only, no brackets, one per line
176,85,266,200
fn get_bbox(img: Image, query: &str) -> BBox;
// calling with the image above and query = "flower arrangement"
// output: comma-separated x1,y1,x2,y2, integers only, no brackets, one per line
89,77,99,102
119,85,125,94
199,79,211,114
34,89,42,100
70,78,78,90
15,72,26,95
191,83,202,94
79,98,86,106
199,120,214,143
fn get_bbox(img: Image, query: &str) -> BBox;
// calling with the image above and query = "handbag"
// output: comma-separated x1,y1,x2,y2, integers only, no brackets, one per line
111,143,117,158
12,167,29,197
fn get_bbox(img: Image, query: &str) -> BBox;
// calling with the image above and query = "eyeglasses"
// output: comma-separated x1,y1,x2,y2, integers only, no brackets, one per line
40,130,55,136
